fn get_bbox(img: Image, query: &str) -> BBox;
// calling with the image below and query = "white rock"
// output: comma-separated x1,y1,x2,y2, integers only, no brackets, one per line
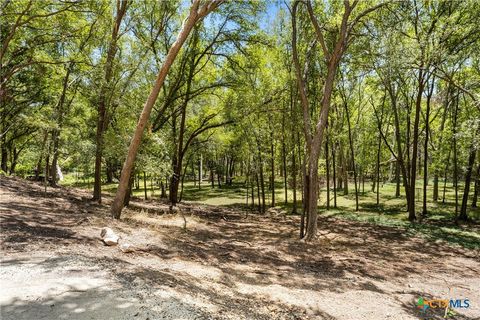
119,243,136,253
100,227,119,246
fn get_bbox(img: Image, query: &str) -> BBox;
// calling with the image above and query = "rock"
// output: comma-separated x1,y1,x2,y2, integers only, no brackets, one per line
100,227,119,246
120,242,136,253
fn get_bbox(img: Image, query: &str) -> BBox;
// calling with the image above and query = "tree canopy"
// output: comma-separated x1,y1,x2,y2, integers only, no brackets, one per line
1,0,479,239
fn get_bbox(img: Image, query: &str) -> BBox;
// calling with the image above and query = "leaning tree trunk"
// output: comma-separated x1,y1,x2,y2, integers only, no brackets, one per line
111,0,222,218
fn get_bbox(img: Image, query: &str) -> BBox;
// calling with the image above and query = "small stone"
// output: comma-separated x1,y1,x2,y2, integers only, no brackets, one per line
120,243,136,253
100,227,119,246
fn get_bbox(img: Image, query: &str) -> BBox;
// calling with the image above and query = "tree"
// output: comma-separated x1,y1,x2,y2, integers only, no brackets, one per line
93,0,129,202
292,0,387,240
111,0,223,219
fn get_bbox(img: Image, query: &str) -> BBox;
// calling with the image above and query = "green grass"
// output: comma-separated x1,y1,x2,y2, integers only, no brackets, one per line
61,173,480,249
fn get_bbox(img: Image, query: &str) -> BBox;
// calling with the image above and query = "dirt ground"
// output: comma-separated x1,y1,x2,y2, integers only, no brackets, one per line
1,176,479,320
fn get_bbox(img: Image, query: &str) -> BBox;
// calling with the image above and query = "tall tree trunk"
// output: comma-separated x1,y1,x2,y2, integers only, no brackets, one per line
282,140,288,206
432,174,438,201
384,75,412,219
94,0,128,203
35,130,48,180
472,164,479,208
459,138,478,221
179,157,191,203
332,141,337,208
409,67,426,221
210,162,214,188
0,135,7,173
282,103,288,205
395,160,400,197
143,171,147,200
344,101,358,211
291,135,298,214
270,130,275,207
325,131,330,209
51,65,73,186
250,165,255,210
111,0,222,218
169,29,197,206
9,146,18,174
453,95,459,217
199,154,202,189
376,132,381,206
292,0,361,240
434,85,450,201
422,78,434,215
442,148,451,204
160,181,166,198
340,146,348,195
256,170,261,212
259,157,266,213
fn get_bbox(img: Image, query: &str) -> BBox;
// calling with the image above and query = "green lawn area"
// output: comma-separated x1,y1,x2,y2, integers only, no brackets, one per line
62,173,480,249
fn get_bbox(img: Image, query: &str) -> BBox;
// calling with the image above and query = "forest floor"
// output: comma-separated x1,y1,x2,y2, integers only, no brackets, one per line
1,176,479,320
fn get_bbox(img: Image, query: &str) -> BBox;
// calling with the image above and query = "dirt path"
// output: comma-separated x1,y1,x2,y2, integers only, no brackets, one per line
1,176,479,320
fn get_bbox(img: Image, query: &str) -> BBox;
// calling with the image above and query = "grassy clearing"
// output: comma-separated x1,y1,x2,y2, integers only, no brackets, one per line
61,173,480,249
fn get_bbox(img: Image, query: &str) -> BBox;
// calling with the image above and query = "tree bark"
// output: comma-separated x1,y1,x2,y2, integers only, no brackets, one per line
376,132,381,206
325,130,330,209
442,148,451,204
459,137,478,221
472,164,479,208
143,171,147,200
344,101,358,210
395,160,400,197
199,154,203,189
292,0,379,239
434,84,450,201
111,0,222,218
409,67,426,221
35,130,48,180
94,0,128,203
51,65,73,186
422,77,434,216
453,95,459,217
332,142,337,208
169,29,197,206
259,157,266,213
270,130,275,207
